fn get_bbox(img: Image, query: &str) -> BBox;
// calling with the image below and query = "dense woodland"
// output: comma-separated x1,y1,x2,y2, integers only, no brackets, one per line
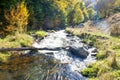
0,0,120,37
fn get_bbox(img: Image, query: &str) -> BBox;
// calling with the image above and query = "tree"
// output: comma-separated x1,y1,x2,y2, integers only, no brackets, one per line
69,3,84,25
96,0,115,18
4,0,29,34
87,8,97,20
0,0,20,36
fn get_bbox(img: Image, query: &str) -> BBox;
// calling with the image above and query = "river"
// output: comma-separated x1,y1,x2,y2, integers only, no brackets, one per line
0,30,97,80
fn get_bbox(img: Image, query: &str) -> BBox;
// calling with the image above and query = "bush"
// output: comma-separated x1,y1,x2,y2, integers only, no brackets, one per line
35,31,47,38
81,64,98,77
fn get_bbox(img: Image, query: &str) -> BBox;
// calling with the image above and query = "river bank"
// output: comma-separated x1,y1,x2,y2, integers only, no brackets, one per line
65,27,120,80
0,30,97,80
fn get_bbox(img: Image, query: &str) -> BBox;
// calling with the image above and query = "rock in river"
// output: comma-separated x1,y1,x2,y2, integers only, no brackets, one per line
69,46,89,59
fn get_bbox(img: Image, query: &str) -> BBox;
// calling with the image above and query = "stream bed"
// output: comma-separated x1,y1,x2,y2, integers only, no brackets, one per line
0,30,97,80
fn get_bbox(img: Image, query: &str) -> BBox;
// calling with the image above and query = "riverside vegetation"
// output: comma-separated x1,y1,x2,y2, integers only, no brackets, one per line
66,27,120,80
0,0,47,62
0,0,120,79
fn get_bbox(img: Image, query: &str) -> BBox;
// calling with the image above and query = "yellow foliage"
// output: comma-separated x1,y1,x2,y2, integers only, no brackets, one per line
53,0,79,15
53,0,68,15
114,0,120,7
4,0,29,34
73,3,84,24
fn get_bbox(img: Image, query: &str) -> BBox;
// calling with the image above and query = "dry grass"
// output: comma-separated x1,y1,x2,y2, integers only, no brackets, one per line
110,23,120,36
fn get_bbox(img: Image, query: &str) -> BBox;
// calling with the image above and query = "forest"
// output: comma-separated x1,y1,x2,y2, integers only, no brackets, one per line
0,0,120,80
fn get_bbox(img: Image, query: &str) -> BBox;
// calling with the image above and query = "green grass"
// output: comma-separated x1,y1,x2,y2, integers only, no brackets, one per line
66,28,120,80
35,31,47,38
0,52,11,62
0,32,33,62
0,33,33,48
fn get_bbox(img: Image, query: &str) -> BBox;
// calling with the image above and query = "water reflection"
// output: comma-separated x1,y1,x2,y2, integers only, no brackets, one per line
0,53,60,80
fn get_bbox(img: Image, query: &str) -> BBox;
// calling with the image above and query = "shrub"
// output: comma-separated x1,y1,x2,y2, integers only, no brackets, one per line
81,64,99,77
35,31,47,38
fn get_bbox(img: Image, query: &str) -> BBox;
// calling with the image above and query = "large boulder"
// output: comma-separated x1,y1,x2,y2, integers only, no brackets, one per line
69,46,89,58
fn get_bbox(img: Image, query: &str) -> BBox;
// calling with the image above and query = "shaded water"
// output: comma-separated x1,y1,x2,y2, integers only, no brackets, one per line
0,30,96,80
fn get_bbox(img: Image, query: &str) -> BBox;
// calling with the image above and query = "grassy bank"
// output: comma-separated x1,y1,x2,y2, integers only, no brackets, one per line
0,32,33,62
0,30,47,62
66,28,120,80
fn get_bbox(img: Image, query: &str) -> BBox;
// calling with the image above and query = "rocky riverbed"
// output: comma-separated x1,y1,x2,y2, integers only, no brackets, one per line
32,30,97,80
0,30,97,80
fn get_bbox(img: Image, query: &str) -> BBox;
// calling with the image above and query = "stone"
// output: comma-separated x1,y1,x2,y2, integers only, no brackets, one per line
69,46,89,58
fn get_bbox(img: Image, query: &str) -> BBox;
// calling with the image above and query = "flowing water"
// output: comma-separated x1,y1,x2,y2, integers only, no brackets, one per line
0,30,97,80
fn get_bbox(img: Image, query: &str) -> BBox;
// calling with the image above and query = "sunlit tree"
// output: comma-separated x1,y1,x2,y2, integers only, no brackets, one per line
4,0,29,34
68,3,84,25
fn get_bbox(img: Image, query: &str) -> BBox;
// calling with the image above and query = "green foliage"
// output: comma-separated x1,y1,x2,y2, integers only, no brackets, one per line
26,0,92,29
0,32,33,62
35,31,47,38
68,3,84,25
48,30,55,33
0,33,33,48
0,52,10,62
97,52,107,60
0,0,96,31
65,28,120,79
81,65,98,77
87,8,97,20
96,0,120,18
83,8,89,21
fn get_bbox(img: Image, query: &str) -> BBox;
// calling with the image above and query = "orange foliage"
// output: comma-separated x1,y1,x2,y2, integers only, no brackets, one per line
4,0,29,34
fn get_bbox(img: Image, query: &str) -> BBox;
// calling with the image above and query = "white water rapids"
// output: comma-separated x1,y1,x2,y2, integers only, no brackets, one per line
32,30,97,80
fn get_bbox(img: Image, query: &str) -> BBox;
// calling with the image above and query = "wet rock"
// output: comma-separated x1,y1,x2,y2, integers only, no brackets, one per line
91,48,98,53
69,46,89,58
91,53,97,56
66,34,74,37
89,42,94,47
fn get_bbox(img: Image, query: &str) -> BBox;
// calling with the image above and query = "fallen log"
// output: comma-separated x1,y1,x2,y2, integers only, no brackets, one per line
0,47,66,52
